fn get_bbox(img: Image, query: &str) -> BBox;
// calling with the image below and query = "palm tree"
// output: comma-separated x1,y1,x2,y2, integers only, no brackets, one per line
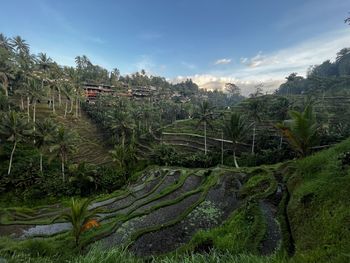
37,53,53,108
276,103,318,157
109,142,137,172
53,198,100,247
0,33,13,51
11,36,29,55
35,118,57,173
0,111,32,175
109,107,135,146
50,126,79,182
28,77,45,125
0,34,14,97
68,163,97,196
224,113,250,168
62,83,74,118
0,73,9,97
197,101,215,155
246,98,263,154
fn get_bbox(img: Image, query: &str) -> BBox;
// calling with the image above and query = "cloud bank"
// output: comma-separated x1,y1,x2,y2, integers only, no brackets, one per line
214,58,232,65
173,29,350,96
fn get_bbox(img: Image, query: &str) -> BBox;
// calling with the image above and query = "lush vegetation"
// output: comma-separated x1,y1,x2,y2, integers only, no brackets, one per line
1,30,350,263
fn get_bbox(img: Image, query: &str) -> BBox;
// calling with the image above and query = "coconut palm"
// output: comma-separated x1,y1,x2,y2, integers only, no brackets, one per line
11,36,29,55
109,107,135,146
62,83,74,118
50,126,79,182
109,142,137,172
28,77,45,125
197,101,215,155
224,113,250,168
35,118,57,173
0,33,13,51
68,163,97,196
0,73,9,97
36,53,53,107
276,103,318,157
0,111,32,175
53,198,100,247
246,98,263,154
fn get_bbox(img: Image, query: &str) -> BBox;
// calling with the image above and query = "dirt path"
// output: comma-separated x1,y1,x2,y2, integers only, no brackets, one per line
259,200,282,255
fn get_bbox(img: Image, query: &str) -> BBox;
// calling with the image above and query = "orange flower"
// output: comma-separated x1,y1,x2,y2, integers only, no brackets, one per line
82,219,100,232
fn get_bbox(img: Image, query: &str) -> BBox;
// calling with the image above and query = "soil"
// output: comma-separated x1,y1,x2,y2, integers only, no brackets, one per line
130,173,242,256
259,200,282,255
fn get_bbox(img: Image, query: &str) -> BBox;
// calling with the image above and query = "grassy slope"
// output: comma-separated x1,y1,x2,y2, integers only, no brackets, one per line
286,139,350,263
34,102,112,165
1,140,350,262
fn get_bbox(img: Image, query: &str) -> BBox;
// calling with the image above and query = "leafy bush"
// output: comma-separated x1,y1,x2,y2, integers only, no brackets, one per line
150,144,218,168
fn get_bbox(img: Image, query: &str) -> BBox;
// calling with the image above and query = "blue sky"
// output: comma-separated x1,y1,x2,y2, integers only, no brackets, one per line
1,0,349,94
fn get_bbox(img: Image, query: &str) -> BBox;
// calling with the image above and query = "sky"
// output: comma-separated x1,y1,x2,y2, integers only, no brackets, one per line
1,0,350,95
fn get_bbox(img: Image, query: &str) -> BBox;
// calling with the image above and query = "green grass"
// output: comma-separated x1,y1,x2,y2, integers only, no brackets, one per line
1,139,350,262
239,169,277,200
285,138,350,263
162,119,222,138
179,200,266,256
34,102,112,165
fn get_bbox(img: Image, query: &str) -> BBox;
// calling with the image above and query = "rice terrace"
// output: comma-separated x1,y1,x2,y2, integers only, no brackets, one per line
0,1,350,262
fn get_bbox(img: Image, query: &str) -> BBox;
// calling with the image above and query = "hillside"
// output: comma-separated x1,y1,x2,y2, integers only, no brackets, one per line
31,101,112,165
1,139,349,262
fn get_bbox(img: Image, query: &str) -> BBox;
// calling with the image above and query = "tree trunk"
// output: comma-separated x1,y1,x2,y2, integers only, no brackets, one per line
8,141,17,175
221,130,224,165
33,101,36,124
40,153,43,173
27,96,30,122
52,93,55,114
233,148,239,168
251,123,256,154
20,96,24,110
122,132,125,148
204,121,207,155
75,98,78,117
69,99,73,113
58,90,61,108
279,135,283,150
64,101,68,118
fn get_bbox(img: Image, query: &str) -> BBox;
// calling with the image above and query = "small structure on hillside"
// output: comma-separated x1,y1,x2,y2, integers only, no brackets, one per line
82,83,113,101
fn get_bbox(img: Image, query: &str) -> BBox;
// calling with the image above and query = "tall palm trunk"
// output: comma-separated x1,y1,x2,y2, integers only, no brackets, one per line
69,99,73,113
279,134,283,150
58,89,61,108
52,92,55,114
221,130,224,165
251,123,256,154
204,121,207,155
64,101,68,118
75,98,79,117
20,96,24,110
33,101,36,124
27,96,30,122
8,141,17,175
233,146,239,168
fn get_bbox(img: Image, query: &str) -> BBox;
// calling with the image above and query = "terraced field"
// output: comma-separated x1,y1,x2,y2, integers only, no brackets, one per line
0,166,283,257
30,102,112,165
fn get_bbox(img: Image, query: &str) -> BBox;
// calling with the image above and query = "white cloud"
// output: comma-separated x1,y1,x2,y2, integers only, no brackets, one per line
172,74,283,96
172,29,350,96
214,58,232,65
